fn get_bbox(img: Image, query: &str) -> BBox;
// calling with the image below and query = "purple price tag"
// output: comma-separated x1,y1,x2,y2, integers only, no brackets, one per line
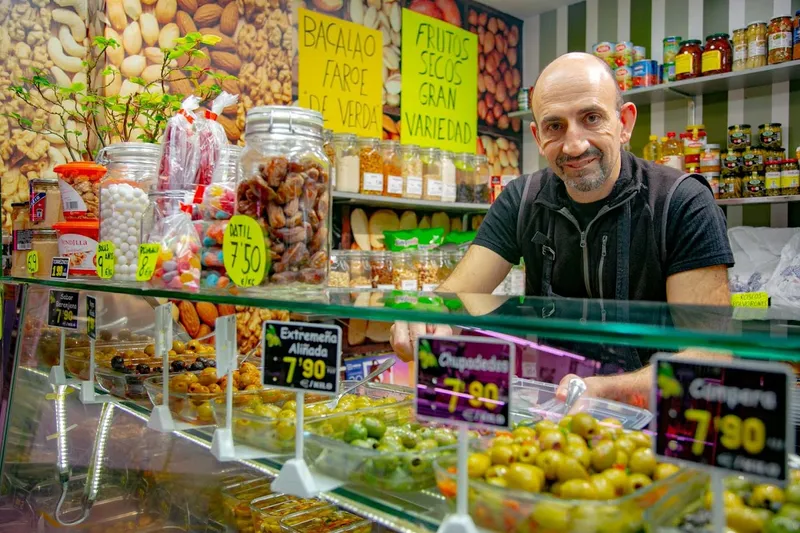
415,335,514,429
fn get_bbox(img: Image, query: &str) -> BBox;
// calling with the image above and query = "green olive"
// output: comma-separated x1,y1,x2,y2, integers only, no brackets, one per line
627,431,651,450
556,456,589,483
559,415,573,430
491,435,514,448
749,484,785,509
517,444,540,465
590,440,617,472
779,502,800,520
785,484,800,505
404,455,430,475
362,417,386,440
400,431,420,449
511,426,537,443
625,473,652,495
534,450,564,481
344,423,368,443
703,490,744,509
534,420,559,435
503,463,544,493
172,340,186,354
538,429,566,451
564,445,591,469
490,445,515,466
726,505,767,533
486,465,509,481
590,474,616,500
559,479,595,500
531,501,571,529
566,433,588,449
628,448,656,477
602,469,628,496
653,463,680,481
570,413,598,440
415,439,439,452
615,450,629,468
433,428,456,446
614,436,637,458
467,453,491,478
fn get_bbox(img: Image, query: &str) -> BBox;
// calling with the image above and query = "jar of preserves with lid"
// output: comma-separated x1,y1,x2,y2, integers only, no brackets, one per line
369,250,393,289
700,144,721,173
381,140,403,198
28,178,61,226
473,155,490,203
728,124,751,150
747,21,768,68
392,252,418,291
675,40,703,80
794,10,800,60
702,33,732,75
721,151,742,173
455,153,474,203
766,158,783,195
329,250,349,288
719,170,740,199
358,137,384,195
758,123,782,149
440,150,457,203
745,164,768,197
421,148,442,201
781,158,799,195
333,133,359,193
401,145,423,199
733,27,748,71
768,16,793,64
237,106,330,286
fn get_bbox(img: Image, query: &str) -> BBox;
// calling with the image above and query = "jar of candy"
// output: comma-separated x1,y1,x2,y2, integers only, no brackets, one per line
97,142,160,282
675,40,703,80
381,140,403,198
747,21,768,68
766,158,783,196
194,218,231,289
237,106,330,286
358,137,384,195
421,148,443,201
473,155,491,203
199,145,242,221
346,250,372,289
781,158,799,195
334,133,359,193
328,250,349,288
732,28,748,71
455,153,475,203
401,145,423,199
701,33,732,75
768,16,793,64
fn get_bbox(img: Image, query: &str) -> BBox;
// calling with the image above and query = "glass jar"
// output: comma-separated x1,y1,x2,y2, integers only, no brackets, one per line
700,144,721,173
795,11,800,60
758,123,782,150
765,159,783,196
727,124,751,150
455,153,474,203
701,33,732,75
30,229,59,279
381,140,403,198
675,40,703,80
401,145,423,199
392,252,418,291
747,21,767,68
328,250,349,288
323,129,335,187
333,133,359,193
421,148,443,201
358,137,384,195
744,165,766,198
732,27,748,71
473,155,491,203
2,232,10,276
440,151,457,203
768,16,793,64
28,178,61,226
347,250,372,289
683,128,706,172
781,158,799,195
97,142,160,282
438,250,454,283
719,170,740,199
413,250,441,292
369,251,394,289
238,106,330,286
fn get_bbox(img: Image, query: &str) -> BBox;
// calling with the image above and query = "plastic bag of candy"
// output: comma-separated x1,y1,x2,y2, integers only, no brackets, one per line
193,219,230,289
157,95,201,191
147,211,201,291
195,92,238,187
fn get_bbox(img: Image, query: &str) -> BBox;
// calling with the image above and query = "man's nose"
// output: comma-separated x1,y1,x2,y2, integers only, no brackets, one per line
561,124,590,157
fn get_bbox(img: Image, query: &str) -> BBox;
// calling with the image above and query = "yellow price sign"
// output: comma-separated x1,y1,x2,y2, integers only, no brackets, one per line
96,241,115,279
685,409,767,456
136,243,161,282
223,215,268,288
26,251,39,274
731,291,770,308
282,356,327,384
443,377,500,413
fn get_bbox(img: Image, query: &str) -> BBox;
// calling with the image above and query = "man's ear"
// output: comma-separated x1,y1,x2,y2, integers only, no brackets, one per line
619,102,637,144
530,122,545,156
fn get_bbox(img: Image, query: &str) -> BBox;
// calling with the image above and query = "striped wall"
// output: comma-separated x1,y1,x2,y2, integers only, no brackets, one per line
522,0,800,227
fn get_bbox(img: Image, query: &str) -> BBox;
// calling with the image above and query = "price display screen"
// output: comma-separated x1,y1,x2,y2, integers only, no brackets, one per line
48,290,79,330
50,257,70,279
416,336,514,429
86,295,96,340
261,321,341,396
652,356,793,482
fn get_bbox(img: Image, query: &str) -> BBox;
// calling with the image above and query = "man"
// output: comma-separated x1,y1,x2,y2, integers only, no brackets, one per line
391,52,733,404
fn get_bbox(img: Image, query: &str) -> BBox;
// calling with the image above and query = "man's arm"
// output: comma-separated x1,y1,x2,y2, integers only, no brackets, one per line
666,264,731,306
437,245,513,293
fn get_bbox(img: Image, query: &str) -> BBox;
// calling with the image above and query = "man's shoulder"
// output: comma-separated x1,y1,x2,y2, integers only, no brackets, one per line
626,152,710,198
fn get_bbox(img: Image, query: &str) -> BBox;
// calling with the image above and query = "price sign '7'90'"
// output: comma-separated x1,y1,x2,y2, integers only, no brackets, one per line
223,215,268,288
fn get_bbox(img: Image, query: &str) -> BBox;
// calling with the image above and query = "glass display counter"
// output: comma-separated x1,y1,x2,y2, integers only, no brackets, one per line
1,277,798,533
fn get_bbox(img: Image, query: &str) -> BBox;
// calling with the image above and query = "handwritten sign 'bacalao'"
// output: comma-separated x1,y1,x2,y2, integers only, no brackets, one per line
401,9,477,153
298,9,383,138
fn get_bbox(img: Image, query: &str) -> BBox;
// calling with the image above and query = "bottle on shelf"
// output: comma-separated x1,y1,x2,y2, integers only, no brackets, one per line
643,135,662,162
662,132,684,171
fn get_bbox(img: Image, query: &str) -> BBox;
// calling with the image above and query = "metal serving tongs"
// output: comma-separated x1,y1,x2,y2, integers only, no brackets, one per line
326,358,396,409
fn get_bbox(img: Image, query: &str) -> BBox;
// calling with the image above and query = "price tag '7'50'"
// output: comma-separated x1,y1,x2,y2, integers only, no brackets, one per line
223,215,268,288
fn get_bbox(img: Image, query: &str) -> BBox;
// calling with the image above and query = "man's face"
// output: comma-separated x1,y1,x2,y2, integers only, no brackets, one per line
531,71,632,194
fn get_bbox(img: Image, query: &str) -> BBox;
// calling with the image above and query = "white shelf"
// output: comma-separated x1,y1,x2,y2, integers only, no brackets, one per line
717,194,800,206
332,192,492,212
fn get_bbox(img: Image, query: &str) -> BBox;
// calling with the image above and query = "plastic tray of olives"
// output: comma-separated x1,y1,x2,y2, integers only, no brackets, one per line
63,342,151,381
250,493,327,533
214,381,413,455
279,503,372,533
512,377,653,430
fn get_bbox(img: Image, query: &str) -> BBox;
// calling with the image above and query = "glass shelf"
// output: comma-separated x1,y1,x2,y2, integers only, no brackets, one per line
332,192,491,212
4,276,800,360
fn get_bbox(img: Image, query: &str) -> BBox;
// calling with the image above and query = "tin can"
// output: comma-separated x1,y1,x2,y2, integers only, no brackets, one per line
614,41,634,67
633,46,647,63
632,60,659,87
592,41,616,68
615,66,633,92
663,36,683,63
661,62,676,83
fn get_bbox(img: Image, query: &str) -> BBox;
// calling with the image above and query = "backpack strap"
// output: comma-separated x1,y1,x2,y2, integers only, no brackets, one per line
516,174,544,249
659,173,711,265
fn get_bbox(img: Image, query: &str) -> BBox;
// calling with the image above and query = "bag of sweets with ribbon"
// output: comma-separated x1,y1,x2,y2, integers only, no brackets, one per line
157,96,201,192
194,92,239,188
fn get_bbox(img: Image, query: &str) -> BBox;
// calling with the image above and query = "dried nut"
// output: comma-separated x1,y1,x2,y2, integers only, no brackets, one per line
496,137,509,151
386,92,400,107
484,31,495,55
124,0,142,20
363,6,378,28
349,0,363,24
120,79,144,97
106,28,124,65
195,302,218,326
194,4,223,27
104,66,122,96
219,2,238,35
498,149,509,167
139,13,159,46
488,16,497,34
312,0,343,12
141,64,162,83
123,22,143,55
176,11,196,35
178,301,201,337
383,46,399,70
170,76,193,95
121,54,146,77
159,23,180,49
496,81,507,103
218,115,240,142
391,29,400,46
381,26,391,47
378,11,389,29
508,149,519,168
390,2,401,31
155,0,177,25
210,51,241,71
221,78,241,94
106,0,127,31
198,28,235,51
478,99,487,120
144,46,165,64
385,73,401,95
485,73,496,94
177,0,197,14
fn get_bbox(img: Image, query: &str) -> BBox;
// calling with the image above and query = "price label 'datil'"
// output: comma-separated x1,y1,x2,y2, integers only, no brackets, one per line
96,241,115,279
261,321,341,396
136,243,160,282
86,295,96,340
50,257,70,280
223,215,268,288
26,250,39,274
652,355,794,482
415,335,515,430
48,290,79,330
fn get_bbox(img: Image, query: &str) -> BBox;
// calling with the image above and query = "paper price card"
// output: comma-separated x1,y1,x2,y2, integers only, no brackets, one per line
26,250,39,274
50,257,69,280
298,8,383,138
416,336,514,429
261,321,342,396
136,243,160,282
223,215,268,288
652,356,793,482
731,291,770,309
86,295,96,340
48,290,79,330
96,241,115,279
401,8,478,153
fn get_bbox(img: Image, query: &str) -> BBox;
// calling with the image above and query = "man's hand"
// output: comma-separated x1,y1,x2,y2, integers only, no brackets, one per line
390,322,453,362
555,373,607,403
555,370,651,409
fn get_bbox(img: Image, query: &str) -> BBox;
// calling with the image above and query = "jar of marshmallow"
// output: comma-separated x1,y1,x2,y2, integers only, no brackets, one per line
98,143,160,282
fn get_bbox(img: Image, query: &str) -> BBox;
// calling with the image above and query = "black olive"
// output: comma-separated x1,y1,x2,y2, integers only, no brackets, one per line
205,360,216,368
171,360,185,372
121,367,133,375
111,355,125,369
189,362,204,371
153,367,162,373
136,364,151,374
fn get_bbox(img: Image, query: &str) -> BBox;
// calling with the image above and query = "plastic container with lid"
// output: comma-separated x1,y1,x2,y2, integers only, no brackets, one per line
675,40,702,80
758,123,782,149
768,16,793,64
440,150,457,202
29,178,62,225
400,144,423,199
472,155,490,203
237,106,330,286
727,124,751,150
358,137,384,195
766,158,783,196
381,140,403,197
732,27,748,70
701,33,732,75
782,158,799,195
54,162,106,221
421,148,442,201
333,133,359,193
392,251,418,290
250,494,326,533
220,478,274,532
279,504,371,533
369,250,393,290
328,250,349,288
53,220,99,277
747,21,767,68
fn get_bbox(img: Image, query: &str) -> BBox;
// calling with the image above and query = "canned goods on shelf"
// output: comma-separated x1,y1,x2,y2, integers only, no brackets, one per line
632,60,659,87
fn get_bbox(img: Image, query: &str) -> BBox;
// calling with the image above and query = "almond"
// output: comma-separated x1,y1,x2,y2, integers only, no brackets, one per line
217,304,236,316
139,13,159,46
197,324,212,341
176,11,196,35
170,77,193,95
218,115,240,142
210,51,241,72
196,302,219,326
199,28,235,51
178,300,200,337
154,0,177,24
221,77,240,94
194,4,223,27
144,46,165,64
219,2,238,35
177,0,197,14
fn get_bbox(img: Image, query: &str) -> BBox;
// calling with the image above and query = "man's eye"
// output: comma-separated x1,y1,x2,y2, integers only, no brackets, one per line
586,114,601,124
546,123,562,132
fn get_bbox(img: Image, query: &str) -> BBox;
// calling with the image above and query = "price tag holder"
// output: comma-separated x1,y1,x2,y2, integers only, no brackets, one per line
86,296,96,340
223,215,268,288
50,257,70,280
136,243,160,282
416,335,515,533
26,251,39,274
48,290,79,330
96,241,115,279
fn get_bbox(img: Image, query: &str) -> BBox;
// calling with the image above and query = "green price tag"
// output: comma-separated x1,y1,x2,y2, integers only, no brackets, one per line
731,292,770,309
223,215,268,288
136,243,161,282
26,251,39,274
96,241,115,279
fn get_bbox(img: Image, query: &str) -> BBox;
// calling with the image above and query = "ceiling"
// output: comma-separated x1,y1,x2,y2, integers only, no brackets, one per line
476,0,583,19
